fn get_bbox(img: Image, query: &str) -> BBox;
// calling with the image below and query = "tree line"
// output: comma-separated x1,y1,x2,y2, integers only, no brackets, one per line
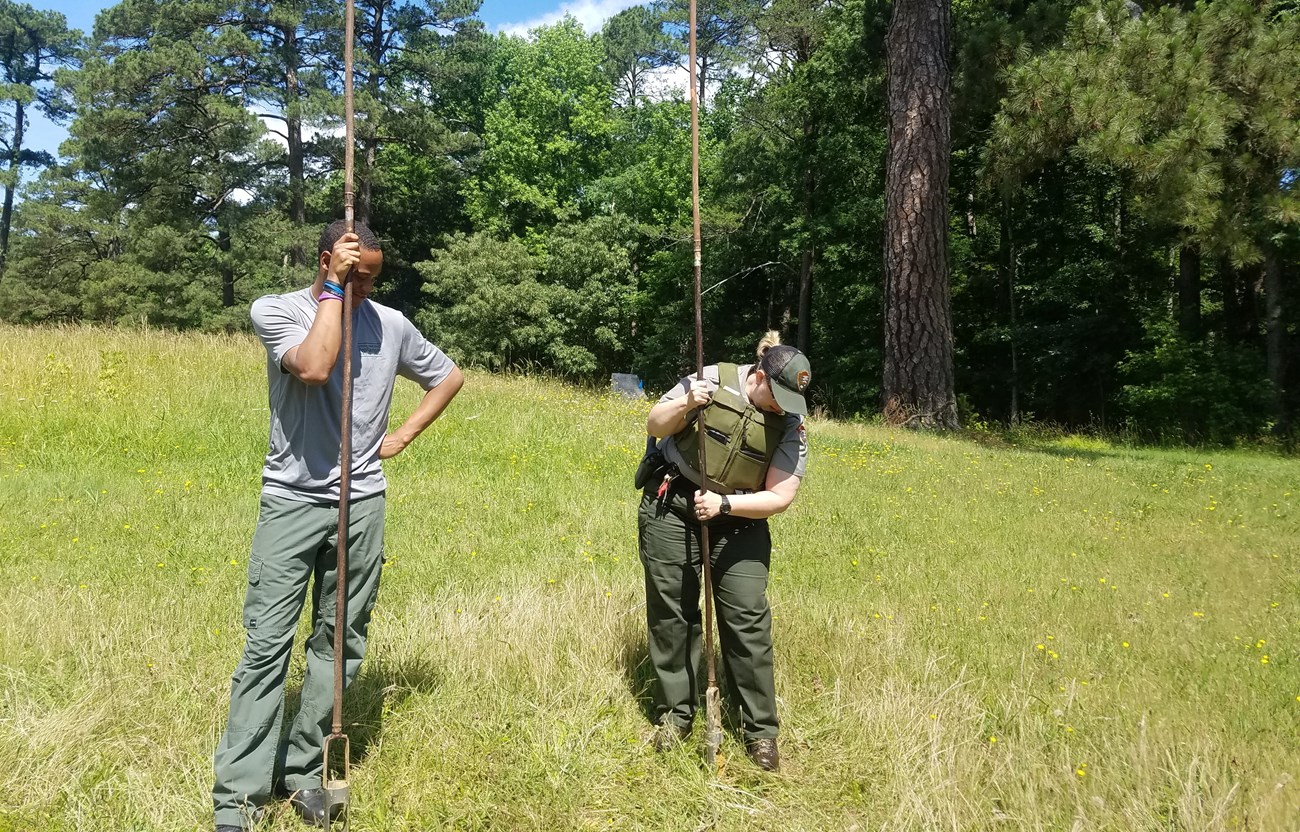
0,0,1296,443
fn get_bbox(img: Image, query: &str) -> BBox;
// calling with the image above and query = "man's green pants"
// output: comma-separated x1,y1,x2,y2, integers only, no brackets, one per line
638,485,778,741
212,492,386,828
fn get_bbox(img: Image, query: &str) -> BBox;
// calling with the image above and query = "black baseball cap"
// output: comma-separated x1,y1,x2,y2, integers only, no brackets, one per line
762,345,811,416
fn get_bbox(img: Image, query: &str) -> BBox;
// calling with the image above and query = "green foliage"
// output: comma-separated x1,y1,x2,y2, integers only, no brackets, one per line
416,231,549,370
697,0,889,413
601,4,673,107
466,20,617,235
416,215,637,376
0,2,80,153
1119,321,1273,444
590,99,691,228
0,0,81,270
536,214,639,374
3,0,1297,442
990,0,1300,262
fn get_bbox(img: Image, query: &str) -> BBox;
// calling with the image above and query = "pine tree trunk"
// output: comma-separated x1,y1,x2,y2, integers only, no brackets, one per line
1244,262,1262,343
0,97,25,278
698,55,708,112
284,23,307,267
359,139,375,225
358,1,385,227
1177,243,1201,341
797,248,814,354
1000,199,1019,424
1219,256,1242,342
1263,248,1289,435
767,271,778,330
218,222,235,308
883,0,957,430
796,117,817,355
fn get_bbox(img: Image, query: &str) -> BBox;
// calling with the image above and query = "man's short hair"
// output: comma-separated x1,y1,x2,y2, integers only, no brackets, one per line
318,219,382,257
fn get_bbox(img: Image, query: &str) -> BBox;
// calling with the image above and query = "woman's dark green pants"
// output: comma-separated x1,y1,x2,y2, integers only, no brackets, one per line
637,484,778,741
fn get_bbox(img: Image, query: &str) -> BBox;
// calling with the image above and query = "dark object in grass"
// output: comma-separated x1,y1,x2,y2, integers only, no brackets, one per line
290,787,346,827
652,721,691,752
746,738,780,772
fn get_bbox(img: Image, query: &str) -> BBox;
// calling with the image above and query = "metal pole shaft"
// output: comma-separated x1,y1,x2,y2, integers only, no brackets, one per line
332,0,356,742
687,0,717,696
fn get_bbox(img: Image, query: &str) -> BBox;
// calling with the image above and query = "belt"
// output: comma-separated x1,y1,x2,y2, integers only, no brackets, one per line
657,467,748,501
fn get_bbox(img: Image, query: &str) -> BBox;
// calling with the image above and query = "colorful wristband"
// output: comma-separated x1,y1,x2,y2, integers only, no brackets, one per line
318,291,343,302
323,280,345,296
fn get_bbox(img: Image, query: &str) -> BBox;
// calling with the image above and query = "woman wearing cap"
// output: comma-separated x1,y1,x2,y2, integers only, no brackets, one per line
637,331,810,771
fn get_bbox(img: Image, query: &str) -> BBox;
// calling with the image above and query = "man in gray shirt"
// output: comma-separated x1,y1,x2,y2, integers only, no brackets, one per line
212,221,464,831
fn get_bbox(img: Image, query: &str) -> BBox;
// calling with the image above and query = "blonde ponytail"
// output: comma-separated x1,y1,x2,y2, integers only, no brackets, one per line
756,330,781,361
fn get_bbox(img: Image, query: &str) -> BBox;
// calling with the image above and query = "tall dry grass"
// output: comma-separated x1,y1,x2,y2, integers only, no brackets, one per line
1,324,1297,830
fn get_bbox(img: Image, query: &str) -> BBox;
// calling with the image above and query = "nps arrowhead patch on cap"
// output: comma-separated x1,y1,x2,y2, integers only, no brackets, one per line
796,369,811,392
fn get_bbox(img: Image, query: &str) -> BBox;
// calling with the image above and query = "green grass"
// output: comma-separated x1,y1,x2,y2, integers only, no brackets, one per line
1,324,1298,831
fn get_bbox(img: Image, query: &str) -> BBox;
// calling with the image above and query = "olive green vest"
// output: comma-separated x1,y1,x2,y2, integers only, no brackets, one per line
674,363,783,492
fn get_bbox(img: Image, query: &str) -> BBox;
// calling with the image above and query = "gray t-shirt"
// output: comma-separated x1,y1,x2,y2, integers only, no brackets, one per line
659,363,807,493
250,288,456,502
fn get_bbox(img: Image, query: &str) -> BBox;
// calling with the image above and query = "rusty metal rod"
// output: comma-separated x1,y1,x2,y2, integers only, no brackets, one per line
331,0,356,749
687,0,722,768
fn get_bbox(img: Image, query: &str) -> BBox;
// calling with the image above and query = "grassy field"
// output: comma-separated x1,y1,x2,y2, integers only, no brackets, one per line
0,324,1297,832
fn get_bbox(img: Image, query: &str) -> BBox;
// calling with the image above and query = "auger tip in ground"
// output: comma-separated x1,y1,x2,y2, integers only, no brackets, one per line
703,685,723,771
322,733,351,830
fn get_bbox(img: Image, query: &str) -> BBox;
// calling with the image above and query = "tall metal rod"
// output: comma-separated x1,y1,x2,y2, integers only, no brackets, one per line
332,0,356,744
322,1,356,823
688,0,723,769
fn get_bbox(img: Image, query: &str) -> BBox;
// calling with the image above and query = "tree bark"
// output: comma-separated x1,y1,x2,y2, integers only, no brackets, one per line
796,115,817,355
1244,261,1262,343
1000,199,1019,424
0,97,25,276
1177,243,1201,341
360,140,375,225
1219,256,1241,342
1263,247,1288,435
767,270,778,331
698,54,709,112
796,248,815,354
883,0,957,429
357,0,385,226
218,221,235,308
284,22,307,267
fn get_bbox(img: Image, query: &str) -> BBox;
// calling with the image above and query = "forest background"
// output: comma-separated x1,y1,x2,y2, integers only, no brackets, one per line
0,0,1296,445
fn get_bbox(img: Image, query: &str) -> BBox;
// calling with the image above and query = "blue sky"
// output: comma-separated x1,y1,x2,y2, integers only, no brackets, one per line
24,0,639,161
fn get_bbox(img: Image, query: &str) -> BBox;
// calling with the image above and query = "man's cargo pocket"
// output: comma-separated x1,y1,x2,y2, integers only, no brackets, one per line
243,559,263,629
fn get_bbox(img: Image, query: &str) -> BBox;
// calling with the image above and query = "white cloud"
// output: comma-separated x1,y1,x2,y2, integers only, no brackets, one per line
495,2,695,99
498,0,642,37
643,62,691,99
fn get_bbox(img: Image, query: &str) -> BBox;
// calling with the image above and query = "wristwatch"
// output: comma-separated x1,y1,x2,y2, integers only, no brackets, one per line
719,495,731,515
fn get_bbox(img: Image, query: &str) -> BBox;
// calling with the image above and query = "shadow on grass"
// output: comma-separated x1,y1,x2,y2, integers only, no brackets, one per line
1017,441,1114,462
347,650,442,763
618,626,746,741
1012,436,1229,464
277,649,442,785
962,424,1267,464
620,631,656,725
